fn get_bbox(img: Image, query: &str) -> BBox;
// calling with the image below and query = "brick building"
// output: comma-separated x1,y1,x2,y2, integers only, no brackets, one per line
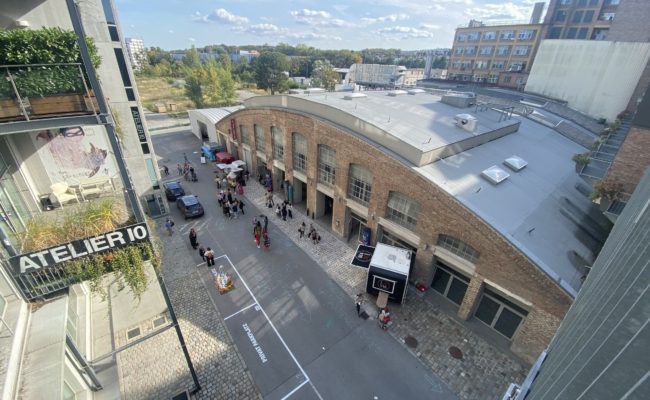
544,0,623,41
210,90,609,363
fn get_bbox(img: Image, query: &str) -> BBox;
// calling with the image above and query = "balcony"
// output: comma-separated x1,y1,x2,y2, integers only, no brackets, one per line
1,63,99,124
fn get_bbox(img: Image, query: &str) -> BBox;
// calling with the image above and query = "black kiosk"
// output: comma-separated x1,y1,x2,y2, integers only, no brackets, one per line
365,243,411,304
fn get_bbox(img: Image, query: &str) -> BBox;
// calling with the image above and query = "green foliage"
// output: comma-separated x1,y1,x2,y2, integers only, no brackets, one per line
254,51,289,94
591,180,624,201
0,27,101,97
184,61,236,107
432,56,448,69
183,46,201,69
310,60,339,91
572,152,591,166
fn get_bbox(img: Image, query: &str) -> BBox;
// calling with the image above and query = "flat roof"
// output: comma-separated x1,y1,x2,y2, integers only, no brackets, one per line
241,91,601,297
370,243,411,276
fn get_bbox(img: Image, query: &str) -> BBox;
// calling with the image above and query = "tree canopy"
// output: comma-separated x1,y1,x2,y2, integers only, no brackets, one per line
253,51,289,94
310,60,339,91
184,61,236,108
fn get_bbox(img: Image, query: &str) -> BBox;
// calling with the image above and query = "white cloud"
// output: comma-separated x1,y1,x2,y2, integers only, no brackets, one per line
465,2,532,21
168,29,174,34
420,23,441,30
246,23,288,36
188,37,196,42
361,13,410,24
290,8,350,27
288,32,342,41
377,26,434,38
194,8,249,24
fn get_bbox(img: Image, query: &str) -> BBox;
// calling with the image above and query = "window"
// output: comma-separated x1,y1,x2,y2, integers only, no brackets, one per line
491,60,505,69
254,125,265,152
465,46,476,55
513,46,529,56
108,25,119,41
517,30,535,40
437,234,480,263
503,76,512,83
549,27,562,39
599,12,615,21
479,46,493,55
125,88,136,101
578,0,587,6
101,0,116,24
589,0,599,5
467,32,479,41
66,289,79,343
431,262,470,306
379,229,417,253
114,48,132,87
145,158,160,189
347,164,372,206
271,126,284,160
560,0,572,4
454,47,464,55
475,288,529,339
457,34,467,42
482,31,496,40
240,125,250,145
385,192,419,230
592,28,609,40
496,46,510,56
607,0,620,5
573,10,584,23
317,145,336,186
487,75,499,84
292,132,307,172
555,10,567,22
475,60,489,69
567,27,578,39
583,10,594,23
63,381,76,400
577,27,589,39
500,31,514,40
509,62,524,71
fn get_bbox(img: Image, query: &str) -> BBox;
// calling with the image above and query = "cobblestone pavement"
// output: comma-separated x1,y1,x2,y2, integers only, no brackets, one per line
158,226,261,399
242,180,528,400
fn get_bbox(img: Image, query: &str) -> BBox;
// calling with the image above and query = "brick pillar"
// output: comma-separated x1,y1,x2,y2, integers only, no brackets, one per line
457,275,484,321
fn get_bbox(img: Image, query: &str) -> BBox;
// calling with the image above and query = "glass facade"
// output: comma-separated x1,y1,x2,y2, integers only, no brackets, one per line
317,145,336,186
292,133,307,172
254,125,265,152
271,127,284,160
385,192,418,231
436,234,480,263
347,164,372,206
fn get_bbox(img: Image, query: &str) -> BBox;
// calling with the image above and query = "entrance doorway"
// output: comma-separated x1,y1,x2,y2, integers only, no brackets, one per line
347,212,366,244
243,149,252,173
315,191,333,227
292,178,307,206
273,166,285,197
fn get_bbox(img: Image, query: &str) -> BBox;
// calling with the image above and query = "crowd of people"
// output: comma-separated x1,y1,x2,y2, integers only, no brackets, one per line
217,188,246,219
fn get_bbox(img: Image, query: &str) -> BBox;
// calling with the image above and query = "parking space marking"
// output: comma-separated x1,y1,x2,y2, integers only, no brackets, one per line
280,380,310,400
224,303,258,321
216,254,324,400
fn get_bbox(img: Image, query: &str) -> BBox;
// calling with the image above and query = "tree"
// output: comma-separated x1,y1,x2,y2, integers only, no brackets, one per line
184,61,236,108
432,56,448,69
183,46,201,69
254,51,289,94
310,60,339,91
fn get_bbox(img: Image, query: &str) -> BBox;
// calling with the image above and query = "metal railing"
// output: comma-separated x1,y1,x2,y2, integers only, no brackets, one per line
0,63,98,122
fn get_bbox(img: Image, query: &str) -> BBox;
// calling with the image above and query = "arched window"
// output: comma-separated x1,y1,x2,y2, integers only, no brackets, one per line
271,127,284,159
254,125,265,152
239,125,250,145
385,192,419,230
317,145,336,186
437,234,480,263
293,132,308,172
347,164,372,206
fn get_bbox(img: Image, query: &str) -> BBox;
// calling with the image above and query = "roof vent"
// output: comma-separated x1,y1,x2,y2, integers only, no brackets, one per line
454,113,478,132
481,165,510,185
306,88,326,94
344,93,367,100
408,89,425,95
388,90,408,97
504,155,528,171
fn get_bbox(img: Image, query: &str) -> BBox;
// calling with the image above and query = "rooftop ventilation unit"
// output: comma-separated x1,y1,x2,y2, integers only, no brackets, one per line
504,155,528,171
454,113,478,132
481,165,510,185
344,93,367,100
288,89,303,94
306,88,326,94
408,89,425,95
388,90,408,96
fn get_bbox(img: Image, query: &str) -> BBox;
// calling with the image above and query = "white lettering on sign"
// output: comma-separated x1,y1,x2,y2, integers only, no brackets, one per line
242,323,268,363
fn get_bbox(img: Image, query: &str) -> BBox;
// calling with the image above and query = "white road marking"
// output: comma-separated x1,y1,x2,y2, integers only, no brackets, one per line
223,303,258,321
280,379,309,400
217,254,324,400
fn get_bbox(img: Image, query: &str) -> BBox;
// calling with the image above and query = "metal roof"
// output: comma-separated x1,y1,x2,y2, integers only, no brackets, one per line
188,106,243,124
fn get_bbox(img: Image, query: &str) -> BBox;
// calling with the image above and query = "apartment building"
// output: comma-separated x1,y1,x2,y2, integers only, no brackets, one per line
448,19,543,89
543,0,624,41
125,37,147,71
0,0,196,398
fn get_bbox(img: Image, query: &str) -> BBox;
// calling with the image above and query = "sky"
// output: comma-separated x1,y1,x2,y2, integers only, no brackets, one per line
115,0,544,51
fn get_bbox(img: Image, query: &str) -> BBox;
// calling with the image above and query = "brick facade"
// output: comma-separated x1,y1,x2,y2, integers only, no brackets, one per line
605,126,650,195
217,108,572,363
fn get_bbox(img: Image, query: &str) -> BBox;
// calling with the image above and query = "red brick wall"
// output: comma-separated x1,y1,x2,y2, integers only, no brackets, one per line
605,126,650,196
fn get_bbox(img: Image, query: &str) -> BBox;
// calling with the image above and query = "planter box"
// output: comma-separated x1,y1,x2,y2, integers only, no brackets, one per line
0,98,23,119
30,94,86,115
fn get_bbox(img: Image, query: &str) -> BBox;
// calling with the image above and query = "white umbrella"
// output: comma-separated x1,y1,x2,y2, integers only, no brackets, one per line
216,163,229,170
231,160,246,168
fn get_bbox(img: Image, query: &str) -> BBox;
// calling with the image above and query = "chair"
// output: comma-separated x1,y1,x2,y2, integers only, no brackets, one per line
49,182,79,207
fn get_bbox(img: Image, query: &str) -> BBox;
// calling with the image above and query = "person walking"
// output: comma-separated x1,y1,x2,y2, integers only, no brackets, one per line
239,199,246,215
231,201,238,219
355,294,364,317
281,203,287,221
165,218,174,236
263,215,269,231
205,247,215,266
163,165,169,176
263,230,271,249
253,221,263,248
198,246,206,262
227,189,233,204
298,222,305,238
222,202,231,219
189,228,198,249
177,164,183,176
275,204,282,218
287,203,293,219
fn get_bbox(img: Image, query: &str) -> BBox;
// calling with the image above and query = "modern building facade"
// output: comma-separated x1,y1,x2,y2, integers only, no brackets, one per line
208,90,610,363
447,18,543,89
0,0,196,398
124,37,146,72
544,0,624,41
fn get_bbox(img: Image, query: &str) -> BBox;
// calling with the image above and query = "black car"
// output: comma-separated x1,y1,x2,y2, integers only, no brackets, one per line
176,195,204,219
163,181,185,201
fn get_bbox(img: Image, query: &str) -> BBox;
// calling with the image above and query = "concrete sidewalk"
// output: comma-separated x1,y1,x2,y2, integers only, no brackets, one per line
241,180,528,400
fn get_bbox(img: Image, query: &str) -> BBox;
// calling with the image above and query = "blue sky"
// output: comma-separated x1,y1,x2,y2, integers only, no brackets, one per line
116,0,543,51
